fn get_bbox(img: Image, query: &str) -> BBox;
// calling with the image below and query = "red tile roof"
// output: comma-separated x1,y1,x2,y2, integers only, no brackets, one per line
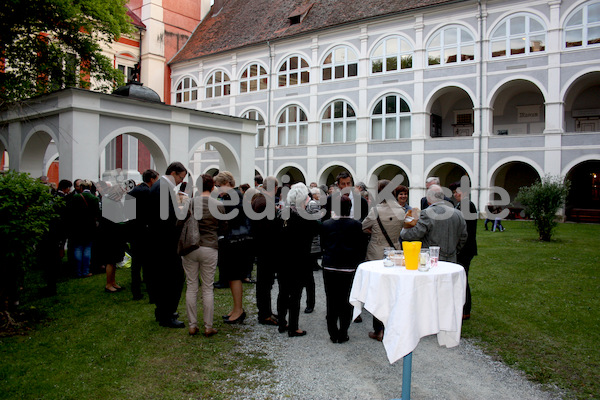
170,0,466,64
126,5,146,30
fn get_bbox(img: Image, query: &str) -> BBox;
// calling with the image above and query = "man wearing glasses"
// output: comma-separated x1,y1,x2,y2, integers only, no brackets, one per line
148,161,188,328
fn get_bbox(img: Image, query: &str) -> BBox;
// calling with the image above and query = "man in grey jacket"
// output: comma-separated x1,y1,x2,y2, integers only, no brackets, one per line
400,185,467,263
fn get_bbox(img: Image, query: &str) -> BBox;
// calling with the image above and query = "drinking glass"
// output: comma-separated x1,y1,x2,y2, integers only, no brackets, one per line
418,250,430,272
383,247,394,267
429,246,440,268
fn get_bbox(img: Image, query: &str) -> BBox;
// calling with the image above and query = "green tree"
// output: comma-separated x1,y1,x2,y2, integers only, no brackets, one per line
0,171,59,320
0,0,134,105
516,174,570,241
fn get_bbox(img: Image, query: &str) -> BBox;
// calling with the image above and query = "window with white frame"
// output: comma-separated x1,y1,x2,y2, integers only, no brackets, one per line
278,55,310,87
175,77,198,103
117,64,135,83
371,95,411,140
427,26,475,66
277,105,308,146
322,46,358,81
240,63,268,93
321,100,356,143
371,36,413,74
205,70,231,98
490,14,546,57
565,1,600,48
242,110,266,147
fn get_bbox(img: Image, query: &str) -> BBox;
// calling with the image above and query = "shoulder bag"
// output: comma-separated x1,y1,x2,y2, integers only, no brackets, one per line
177,202,200,256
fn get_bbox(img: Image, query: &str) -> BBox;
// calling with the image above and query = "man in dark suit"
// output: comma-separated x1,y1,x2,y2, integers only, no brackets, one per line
420,176,453,209
453,185,478,320
323,171,369,222
250,176,282,326
127,169,159,301
148,162,188,328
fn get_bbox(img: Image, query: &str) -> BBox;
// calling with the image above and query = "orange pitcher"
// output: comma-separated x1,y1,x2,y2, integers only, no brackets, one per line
402,241,422,270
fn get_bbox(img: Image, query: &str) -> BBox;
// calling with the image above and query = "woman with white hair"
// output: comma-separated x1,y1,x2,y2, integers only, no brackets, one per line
277,182,319,337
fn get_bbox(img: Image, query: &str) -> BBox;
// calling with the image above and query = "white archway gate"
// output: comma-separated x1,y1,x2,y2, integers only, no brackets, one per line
0,88,256,185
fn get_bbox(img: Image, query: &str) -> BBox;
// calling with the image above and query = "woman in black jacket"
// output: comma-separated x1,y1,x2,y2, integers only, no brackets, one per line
277,183,319,337
320,195,367,343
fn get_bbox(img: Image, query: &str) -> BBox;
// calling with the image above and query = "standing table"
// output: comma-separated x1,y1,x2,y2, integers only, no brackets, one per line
349,260,466,400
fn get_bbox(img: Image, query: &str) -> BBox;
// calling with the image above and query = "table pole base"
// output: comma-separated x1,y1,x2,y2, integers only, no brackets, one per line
391,351,413,400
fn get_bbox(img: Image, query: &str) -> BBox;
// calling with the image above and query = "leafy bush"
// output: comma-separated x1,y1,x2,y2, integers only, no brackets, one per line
516,174,570,241
0,171,59,312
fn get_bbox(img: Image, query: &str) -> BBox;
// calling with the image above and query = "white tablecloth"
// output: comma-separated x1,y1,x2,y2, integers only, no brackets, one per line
350,260,466,364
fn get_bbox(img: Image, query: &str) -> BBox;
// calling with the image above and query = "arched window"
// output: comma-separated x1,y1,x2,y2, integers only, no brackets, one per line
242,110,266,147
371,95,411,140
277,105,308,146
205,70,230,98
427,26,475,66
278,55,310,87
175,76,198,103
565,1,600,48
321,100,356,143
371,36,413,74
322,46,358,81
240,63,268,93
490,14,546,57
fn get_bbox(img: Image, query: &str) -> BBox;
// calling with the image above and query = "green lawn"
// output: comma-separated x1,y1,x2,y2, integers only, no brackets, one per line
462,220,600,400
1,221,599,399
0,267,269,400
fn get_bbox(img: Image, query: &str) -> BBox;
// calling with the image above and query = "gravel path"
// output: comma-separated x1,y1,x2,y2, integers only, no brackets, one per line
234,269,565,400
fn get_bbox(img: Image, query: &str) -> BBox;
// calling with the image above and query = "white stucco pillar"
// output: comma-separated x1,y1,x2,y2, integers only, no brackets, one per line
141,0,166,100
60,111,100,181
239,129,256,187
544,133,562,176
411,139,425,208
8,122,22,172
544,102,564,134
169,111,190,165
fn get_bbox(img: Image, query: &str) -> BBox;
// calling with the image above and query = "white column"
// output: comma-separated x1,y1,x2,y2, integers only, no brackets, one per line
239,132,256,186
141,0,166,100
229,54,238,115
8,122,22,172
411,139,425,208
169,111,190,166
413,15,427,140
61,111,100,181
545,0,564,133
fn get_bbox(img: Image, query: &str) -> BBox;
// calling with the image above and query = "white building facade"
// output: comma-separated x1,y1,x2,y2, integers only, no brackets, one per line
169,0,600,218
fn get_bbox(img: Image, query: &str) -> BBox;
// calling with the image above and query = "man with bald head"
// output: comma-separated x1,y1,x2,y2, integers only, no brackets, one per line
401,185,467,263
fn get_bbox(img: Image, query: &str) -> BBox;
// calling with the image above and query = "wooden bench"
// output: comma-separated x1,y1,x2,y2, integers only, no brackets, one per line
567,208,600,223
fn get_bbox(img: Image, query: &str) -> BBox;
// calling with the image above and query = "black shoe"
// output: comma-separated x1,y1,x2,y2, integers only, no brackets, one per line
132,293,143,301
278,325,288,333
213,281,229,289
159,318,185,328
224,311,246,325
288,330,307,337
337,335,349,343
155,310,180,322
304,307,314,314
330,337,338,343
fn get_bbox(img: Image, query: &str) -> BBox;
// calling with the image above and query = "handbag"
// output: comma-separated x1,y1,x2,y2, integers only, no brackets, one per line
177,203,200,256
376,214,397,250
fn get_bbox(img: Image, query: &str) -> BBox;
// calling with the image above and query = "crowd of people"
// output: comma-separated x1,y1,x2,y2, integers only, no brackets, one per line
37,165,483,343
